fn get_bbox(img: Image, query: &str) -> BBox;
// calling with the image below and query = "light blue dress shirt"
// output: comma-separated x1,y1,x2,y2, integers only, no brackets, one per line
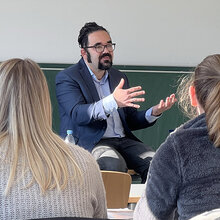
86,65,159,138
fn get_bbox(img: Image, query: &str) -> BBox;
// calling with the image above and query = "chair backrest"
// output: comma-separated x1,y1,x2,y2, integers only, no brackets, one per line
101,171,132,209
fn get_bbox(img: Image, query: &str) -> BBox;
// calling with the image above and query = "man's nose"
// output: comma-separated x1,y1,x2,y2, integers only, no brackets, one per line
103,45,109,53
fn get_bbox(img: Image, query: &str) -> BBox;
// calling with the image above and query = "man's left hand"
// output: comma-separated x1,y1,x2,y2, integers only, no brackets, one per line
152,94,177,116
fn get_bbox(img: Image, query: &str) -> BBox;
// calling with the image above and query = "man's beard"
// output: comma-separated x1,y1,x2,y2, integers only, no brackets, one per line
86,51,113,70
98,53,113,70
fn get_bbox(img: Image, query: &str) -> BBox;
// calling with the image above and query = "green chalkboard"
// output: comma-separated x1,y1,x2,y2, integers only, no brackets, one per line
40,63,70,134
40,63,194,150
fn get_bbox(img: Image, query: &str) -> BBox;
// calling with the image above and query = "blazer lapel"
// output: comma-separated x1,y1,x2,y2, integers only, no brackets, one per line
108,68,120,93
79,59,100,102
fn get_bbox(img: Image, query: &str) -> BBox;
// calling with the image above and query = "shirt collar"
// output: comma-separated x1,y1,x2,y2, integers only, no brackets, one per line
86,63,109,84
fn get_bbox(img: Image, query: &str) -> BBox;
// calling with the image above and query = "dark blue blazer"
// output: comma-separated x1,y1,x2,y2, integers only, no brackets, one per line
55,58,156,152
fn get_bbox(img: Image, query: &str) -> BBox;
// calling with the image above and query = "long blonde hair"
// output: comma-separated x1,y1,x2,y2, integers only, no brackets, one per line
0,58,82,194
177,54,220,147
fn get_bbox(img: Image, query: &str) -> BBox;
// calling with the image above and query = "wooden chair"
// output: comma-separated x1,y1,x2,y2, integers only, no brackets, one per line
101,171,132,209
127,169,137,175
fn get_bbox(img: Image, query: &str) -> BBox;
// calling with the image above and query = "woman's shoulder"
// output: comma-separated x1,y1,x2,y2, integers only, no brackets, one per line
154,114,208,161
166,114,207,146
68,144,100,171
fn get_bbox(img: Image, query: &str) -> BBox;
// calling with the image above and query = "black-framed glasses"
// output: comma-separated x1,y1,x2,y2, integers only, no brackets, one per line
84,43,116,53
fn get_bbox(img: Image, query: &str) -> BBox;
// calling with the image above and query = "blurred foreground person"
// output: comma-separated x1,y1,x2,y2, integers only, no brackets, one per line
134,54,220,220
0,58,107,219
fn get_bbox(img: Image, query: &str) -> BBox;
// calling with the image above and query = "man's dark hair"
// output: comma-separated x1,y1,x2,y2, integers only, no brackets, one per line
78,22,108,48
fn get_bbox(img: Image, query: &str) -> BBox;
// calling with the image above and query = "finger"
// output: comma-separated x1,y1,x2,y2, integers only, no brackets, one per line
170,94,175,102
170,94,178,103
129,98,145,103
166,97,176,109
170,96,175,103
129,90,145,98
116,78,125,89
128,86,143,93
165,97,170,107
170,93,175,99
173,97,178,103
127,103,140,108
158,100,164,109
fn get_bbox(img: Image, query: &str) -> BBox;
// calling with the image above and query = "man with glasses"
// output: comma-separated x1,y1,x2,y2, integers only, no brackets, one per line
56,22,176,183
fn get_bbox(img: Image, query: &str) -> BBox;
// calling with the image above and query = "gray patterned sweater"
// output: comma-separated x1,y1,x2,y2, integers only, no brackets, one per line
134,113,220,220
0,145,107,220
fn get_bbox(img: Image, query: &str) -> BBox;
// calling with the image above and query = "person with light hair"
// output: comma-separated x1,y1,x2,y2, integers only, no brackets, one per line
134,54,220,220
0,58,107,219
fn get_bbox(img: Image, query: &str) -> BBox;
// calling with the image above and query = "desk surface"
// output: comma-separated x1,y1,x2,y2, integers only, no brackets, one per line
107,208,133,219
128,184,145,204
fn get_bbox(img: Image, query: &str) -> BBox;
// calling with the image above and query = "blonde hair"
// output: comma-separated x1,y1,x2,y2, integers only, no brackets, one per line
177,54,220,147
0,58,82,194
177,73,196,119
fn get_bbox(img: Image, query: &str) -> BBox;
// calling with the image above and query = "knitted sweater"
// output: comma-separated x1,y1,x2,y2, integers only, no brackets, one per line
134,113,220,220
0,144,107,220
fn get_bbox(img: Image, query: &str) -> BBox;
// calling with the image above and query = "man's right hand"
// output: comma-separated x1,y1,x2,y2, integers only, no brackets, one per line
113,78,145,108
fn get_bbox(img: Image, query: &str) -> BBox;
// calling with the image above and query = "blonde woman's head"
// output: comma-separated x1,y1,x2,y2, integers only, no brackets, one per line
0,58,51,139
177,54,220,147
0,58,81,194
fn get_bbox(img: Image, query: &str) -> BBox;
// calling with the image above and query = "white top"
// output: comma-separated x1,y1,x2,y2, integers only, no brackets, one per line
189,208,220,220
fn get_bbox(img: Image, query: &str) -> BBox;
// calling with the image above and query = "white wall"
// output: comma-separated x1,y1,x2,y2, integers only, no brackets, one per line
0,0,219,66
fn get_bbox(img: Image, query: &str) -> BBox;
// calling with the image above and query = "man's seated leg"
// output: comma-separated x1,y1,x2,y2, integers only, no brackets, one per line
92,145,128,172
117,137,155,183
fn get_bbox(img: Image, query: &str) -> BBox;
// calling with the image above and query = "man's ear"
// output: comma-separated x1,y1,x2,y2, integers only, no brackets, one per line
189,85,198,107
81,48,86,57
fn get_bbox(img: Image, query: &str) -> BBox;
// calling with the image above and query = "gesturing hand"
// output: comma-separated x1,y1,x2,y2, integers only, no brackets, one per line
113,78,145,108
152,94,177,116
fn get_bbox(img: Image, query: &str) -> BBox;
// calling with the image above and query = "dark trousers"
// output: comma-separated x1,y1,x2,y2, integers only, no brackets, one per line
91,137,155,183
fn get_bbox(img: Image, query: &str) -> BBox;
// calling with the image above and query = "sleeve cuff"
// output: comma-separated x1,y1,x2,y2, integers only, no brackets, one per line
102,94,118,114
145,107,161,123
